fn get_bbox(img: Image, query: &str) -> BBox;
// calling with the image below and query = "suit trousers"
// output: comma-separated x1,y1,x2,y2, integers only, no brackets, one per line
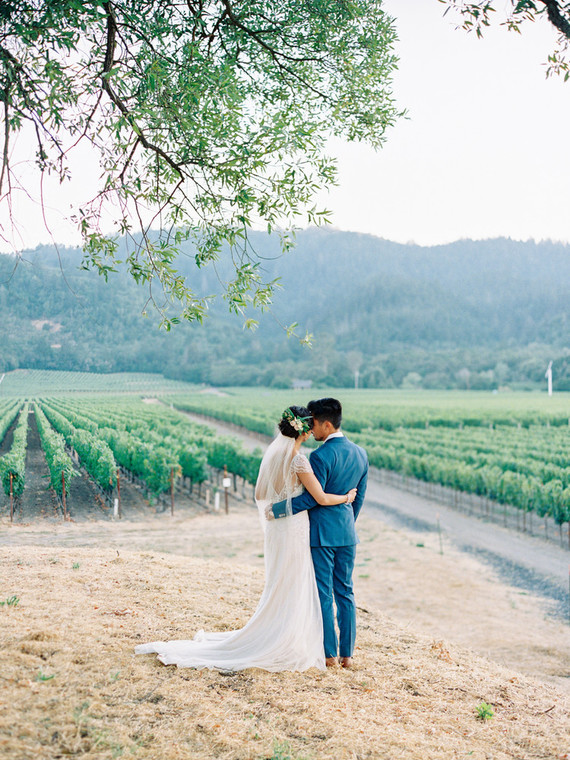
311,544,357,658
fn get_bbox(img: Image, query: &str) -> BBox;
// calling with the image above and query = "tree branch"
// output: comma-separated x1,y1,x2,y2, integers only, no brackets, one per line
119,136,141,184
220,0,323,65
0,91,9,196
538,0,570,39
101,2,184,179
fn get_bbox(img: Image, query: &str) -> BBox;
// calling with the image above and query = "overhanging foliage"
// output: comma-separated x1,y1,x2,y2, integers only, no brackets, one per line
0,0,402,329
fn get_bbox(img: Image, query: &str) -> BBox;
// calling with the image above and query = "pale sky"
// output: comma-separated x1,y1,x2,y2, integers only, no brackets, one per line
321,0,570,245
2,0,570,251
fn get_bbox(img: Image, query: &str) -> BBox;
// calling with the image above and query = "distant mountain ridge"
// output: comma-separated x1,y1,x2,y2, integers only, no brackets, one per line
2,229,569,389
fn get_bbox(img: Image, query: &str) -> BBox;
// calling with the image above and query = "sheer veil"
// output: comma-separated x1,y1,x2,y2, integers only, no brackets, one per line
254,432,298,529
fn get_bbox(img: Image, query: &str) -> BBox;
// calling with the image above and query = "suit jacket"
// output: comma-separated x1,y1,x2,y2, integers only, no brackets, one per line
272,435,368,547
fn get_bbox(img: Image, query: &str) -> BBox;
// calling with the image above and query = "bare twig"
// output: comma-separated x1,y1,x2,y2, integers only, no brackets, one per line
535,704,556,715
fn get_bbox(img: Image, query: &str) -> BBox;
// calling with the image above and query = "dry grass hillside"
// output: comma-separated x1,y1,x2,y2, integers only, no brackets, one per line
1,538,569,760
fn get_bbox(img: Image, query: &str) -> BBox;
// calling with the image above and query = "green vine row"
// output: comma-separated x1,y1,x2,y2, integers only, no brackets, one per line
0,404,29,497
34,405,77,496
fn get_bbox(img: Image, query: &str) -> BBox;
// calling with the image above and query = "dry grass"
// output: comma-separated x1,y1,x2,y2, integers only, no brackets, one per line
3,498,568,694
1,543,569,760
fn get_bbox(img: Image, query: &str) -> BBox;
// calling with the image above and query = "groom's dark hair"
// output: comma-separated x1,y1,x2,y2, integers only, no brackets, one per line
307,397,342,429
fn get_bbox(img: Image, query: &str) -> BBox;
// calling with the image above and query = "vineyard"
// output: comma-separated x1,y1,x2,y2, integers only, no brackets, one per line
166,388,570,539
0,400,29,518
0,369,196,397
1,381,569,540
0,395,263,522
166,388,570,432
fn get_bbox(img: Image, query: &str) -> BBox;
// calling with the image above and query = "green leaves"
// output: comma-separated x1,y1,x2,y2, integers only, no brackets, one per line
42,396,263,496
442,2,570,66
476,701,494,720
1,0,403,330
0,595,19,608
0,405,28,498
34,405,77,496
40,404,117,489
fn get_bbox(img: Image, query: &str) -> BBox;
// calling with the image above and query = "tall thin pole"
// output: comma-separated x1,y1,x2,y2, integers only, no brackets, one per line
9,472,13,523
62,471,67,521
224,465,229,515
116,469,122,519
546,361,553,397
436,512,443,555
170,468,175,516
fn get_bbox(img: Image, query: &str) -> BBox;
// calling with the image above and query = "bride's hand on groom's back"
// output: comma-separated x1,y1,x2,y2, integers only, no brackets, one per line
346,488,357,504
265,505,275,521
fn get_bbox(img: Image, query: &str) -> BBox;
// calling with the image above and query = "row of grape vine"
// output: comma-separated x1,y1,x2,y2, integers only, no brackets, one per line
166,393,570,528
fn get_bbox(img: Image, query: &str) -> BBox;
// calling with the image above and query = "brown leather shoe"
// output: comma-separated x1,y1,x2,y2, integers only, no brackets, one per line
325,657,339,668
340,657,353,669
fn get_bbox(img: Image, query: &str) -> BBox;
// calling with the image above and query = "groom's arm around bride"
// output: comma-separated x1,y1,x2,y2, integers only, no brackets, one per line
271,410,368,542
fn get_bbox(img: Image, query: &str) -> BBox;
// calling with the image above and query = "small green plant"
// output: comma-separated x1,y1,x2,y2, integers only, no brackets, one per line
269,740,308,760
476,701,494,720
110,671,121,682
35,669,55,682
271,742,294,760
72,562,80,570
0,595,20,607
73,701,90,722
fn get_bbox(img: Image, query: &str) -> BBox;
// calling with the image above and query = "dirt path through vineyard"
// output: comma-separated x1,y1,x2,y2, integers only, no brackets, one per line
16,411,60,521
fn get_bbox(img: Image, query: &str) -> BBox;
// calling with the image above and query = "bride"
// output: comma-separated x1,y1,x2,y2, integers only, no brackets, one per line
135,406,356,672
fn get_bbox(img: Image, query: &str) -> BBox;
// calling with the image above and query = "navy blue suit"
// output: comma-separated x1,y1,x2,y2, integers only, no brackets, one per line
272,435,368,658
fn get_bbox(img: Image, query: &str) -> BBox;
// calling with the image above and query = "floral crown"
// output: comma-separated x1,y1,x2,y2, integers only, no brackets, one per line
281,408,312,434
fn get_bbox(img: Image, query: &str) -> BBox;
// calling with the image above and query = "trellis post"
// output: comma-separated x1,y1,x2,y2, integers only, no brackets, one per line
117,469,122,519
62,471,67,520
223,465,231,514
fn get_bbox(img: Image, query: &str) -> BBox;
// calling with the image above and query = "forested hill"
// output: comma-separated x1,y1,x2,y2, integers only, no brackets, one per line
2,229,569,389
257,231,569,350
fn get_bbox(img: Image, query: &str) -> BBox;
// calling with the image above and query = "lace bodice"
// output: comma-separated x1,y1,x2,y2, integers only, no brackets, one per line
291,453,312,474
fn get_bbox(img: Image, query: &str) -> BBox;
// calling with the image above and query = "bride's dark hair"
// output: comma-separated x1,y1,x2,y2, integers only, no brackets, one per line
278,405,314,439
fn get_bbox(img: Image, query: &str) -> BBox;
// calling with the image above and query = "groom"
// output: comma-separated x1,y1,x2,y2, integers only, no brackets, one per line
271,397,368,668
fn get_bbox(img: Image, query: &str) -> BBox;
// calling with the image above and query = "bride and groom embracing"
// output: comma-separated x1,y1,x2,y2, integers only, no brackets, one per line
135,397,369,672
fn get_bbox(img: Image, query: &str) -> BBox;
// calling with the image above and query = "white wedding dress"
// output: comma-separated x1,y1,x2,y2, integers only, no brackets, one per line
135,439,325,672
